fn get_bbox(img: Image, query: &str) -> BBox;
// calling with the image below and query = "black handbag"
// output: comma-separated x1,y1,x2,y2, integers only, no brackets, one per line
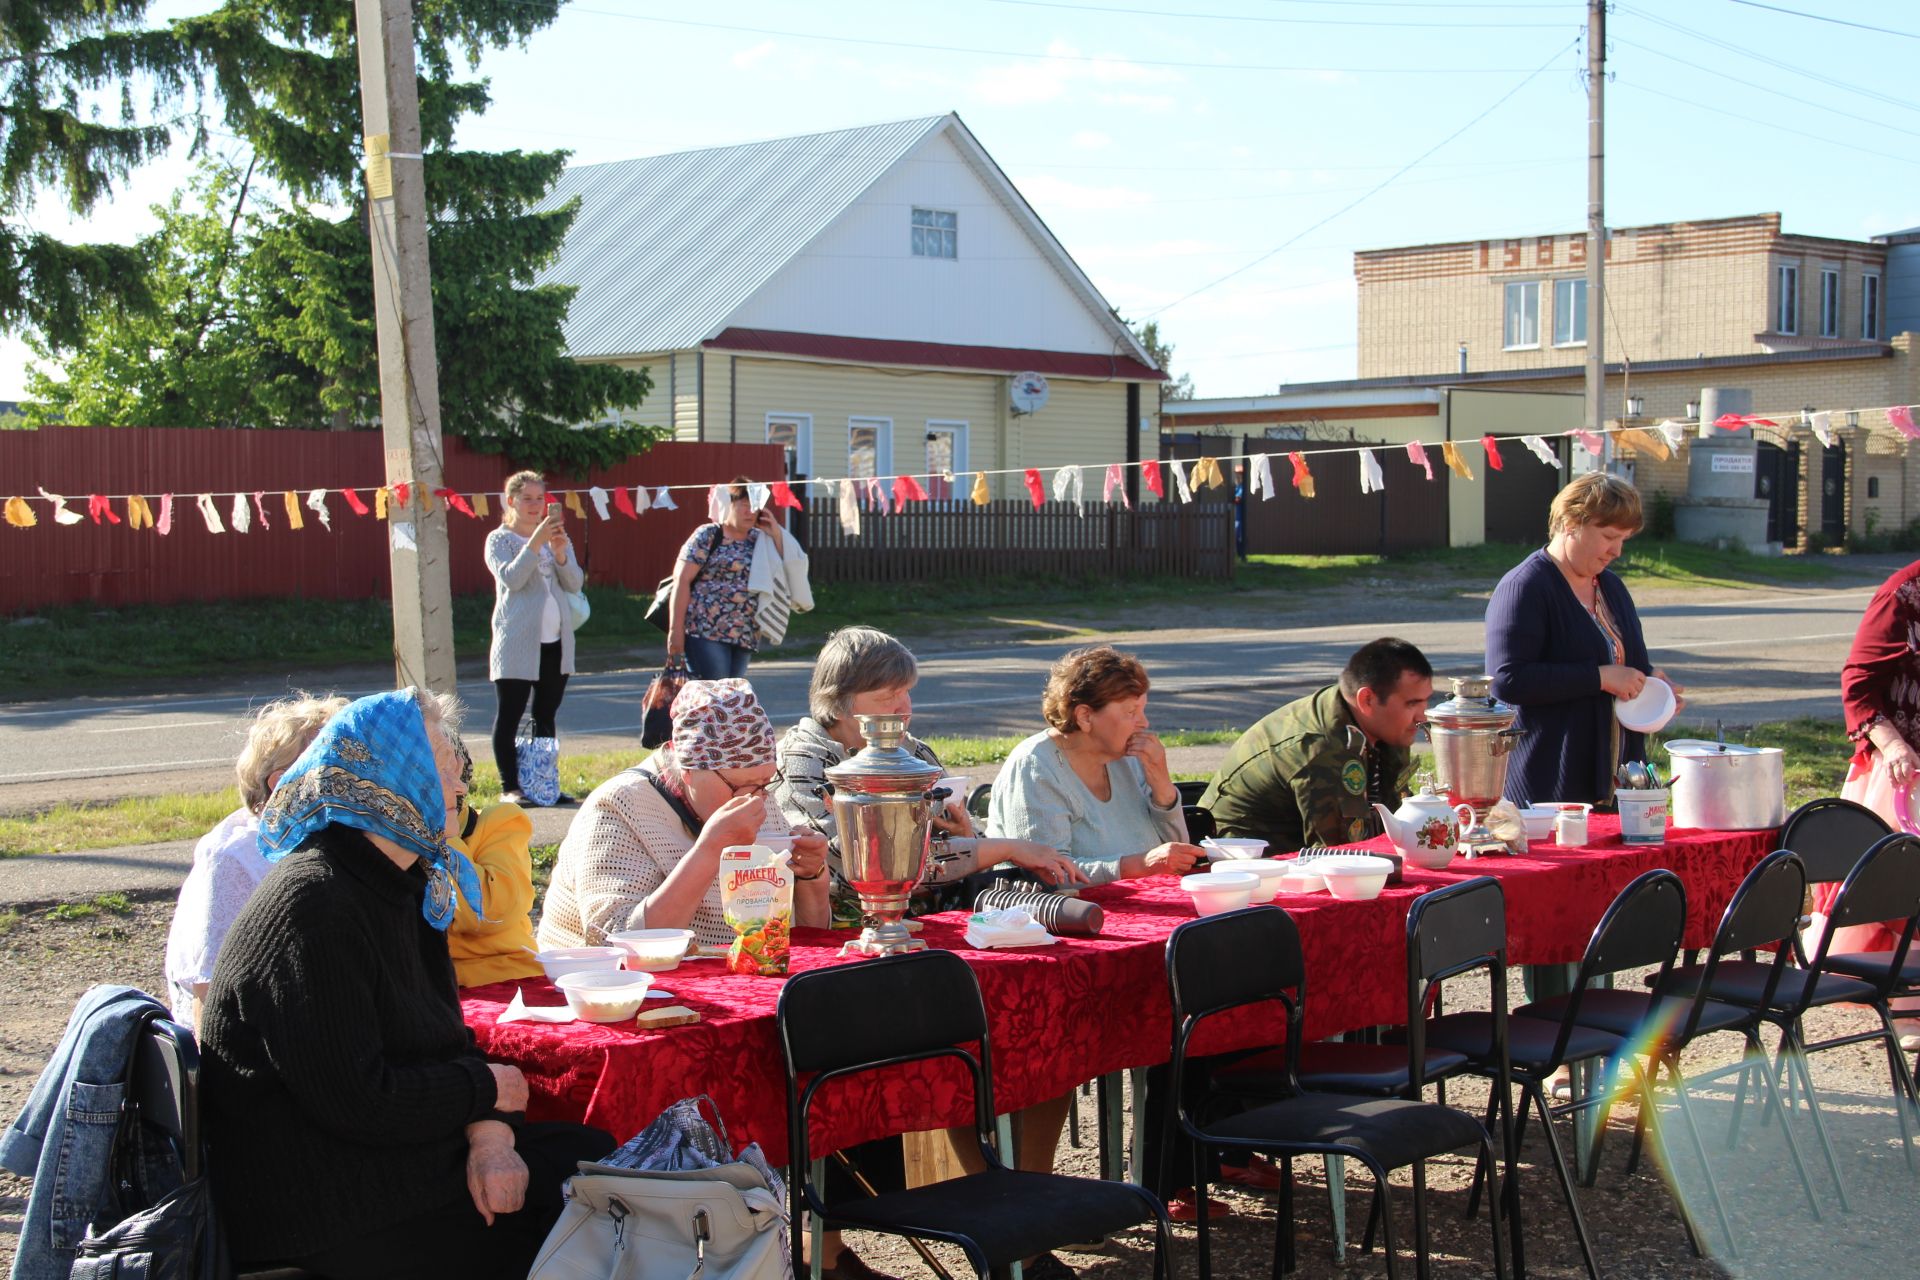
641,655,690,750
70,1176,226,1280
644,526,719,634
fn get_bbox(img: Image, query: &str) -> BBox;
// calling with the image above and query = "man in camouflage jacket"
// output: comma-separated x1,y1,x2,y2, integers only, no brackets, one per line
1200,638,1434,851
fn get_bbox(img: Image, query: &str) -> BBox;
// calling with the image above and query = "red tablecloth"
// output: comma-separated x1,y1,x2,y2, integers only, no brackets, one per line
464,817,1776,1163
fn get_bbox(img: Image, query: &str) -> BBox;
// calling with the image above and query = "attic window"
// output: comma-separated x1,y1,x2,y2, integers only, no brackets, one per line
911,207,957,259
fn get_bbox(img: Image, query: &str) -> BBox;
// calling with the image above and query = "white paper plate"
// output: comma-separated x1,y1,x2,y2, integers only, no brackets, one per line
1615,677,1676,733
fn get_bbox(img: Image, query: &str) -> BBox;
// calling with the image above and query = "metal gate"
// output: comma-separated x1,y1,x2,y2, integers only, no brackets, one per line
1235,437,1449,555
1756,440,1801,546
1819,441,1847,542
1483,434,1566,544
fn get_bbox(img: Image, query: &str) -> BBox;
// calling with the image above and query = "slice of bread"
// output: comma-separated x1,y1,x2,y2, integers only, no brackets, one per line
636,1004,701,1030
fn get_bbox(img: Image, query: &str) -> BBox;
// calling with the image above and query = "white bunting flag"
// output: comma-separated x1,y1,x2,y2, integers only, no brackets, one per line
748,482,771,512
652,487,677,511
706,484,729,525
1655,420,1687,454
837,478,861,536
632,485,650,515
230,492,250,533
305,489,332,530
588,486,611,520
196,494,225,534
1052,465,1085,514
1520,435,1558,466
1809,411,1833,449
35,487,84,525
1359,449,1384,495
1252,453,1277,500
1172,460,1194,504
390,520,417,552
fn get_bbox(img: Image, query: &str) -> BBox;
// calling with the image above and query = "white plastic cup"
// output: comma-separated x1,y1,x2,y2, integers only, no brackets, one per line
1618,788,1670,846
1555,810,1589,846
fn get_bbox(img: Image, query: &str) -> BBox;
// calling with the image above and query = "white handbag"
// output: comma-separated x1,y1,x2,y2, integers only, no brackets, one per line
530,1161,789,1280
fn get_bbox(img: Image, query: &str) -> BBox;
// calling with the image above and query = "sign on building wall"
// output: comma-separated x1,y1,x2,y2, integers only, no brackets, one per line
1711,452,1757,475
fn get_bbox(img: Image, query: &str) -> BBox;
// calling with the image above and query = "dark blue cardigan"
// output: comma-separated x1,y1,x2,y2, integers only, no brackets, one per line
1485,548,1651,807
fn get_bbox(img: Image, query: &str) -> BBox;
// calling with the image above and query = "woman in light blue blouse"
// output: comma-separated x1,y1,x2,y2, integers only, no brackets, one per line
988,645,1202,883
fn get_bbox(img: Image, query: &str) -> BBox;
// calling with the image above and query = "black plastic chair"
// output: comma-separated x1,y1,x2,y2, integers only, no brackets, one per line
1665,832,1920,1190
777,949,1170,1280
1175,779,1212,808
1779,797,1891,893
1165,905,1508,1280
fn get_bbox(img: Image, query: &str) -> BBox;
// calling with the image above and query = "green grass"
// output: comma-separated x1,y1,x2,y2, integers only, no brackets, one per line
918,728,1241,768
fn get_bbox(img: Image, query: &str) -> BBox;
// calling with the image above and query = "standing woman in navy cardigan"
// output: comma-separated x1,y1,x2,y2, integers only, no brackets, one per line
1486,473,1685,808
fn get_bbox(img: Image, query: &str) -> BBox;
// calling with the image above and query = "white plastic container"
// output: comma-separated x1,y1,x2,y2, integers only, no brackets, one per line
1516,807,1558,842
1617,788,1670,845
555,970,655,1023
1199,836,1269,861
607,928,694,972
1313,854,1396,901
1210,858,1288,903
1181,870,1258,915
533,946,629,983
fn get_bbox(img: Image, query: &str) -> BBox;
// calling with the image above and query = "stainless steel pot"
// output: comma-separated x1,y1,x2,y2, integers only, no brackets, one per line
823,714,943,956
1663,739,1785,831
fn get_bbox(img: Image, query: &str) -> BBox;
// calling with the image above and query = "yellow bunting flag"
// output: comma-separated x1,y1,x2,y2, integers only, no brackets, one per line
564,490,586,519
1619,428,1669,461
374,487,389,519
126,495,154,530
1440,441,1474,482
4,496,36,528
420,488,435,514
471,493,490,518
283,490,304,530
970,472,990,506
1194,456,1225,489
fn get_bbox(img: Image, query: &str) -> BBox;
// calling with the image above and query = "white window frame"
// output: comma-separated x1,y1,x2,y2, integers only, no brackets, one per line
1503,280,1541,350
1864,272,1883,340
923,420,970,506
764,413,813,482
910,207,958,260
1818,268,1840,338
1552,277,1587,347
847,417,894,494
1776,264,1799,335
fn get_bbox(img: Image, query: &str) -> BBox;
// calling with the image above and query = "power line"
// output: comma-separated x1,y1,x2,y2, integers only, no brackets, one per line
970,0,1572,29
1721,0,1920,41
1141,35,1579,320
1613,77,1920,167
1611,36,1920,141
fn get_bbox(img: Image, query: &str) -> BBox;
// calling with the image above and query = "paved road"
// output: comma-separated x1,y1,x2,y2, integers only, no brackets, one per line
0,580,1876,812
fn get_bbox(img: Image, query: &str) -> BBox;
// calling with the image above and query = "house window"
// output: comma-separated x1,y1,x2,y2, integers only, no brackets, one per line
1776,264,1799,335
911,208,957,259
1870,477,1881,499
1503,281,1540,349
765,414,812,482
1553,278,1587,346
924,421,969,503
1864,273,1882,340
1818,269,1839,338
848,418,893,501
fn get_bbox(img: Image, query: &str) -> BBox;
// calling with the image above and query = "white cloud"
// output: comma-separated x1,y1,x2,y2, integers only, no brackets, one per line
1016,173,1155,211
968,39,1183,109
731,40,777,70
1070,129,1114,151
1078,239,1231,265
1091,91,1177,113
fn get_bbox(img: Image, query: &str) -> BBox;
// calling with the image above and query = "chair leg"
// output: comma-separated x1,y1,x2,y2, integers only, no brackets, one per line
1277,1156,1296,1276
1581,1056,1625,1188
1746,1033,1824,1221
1194,1143,1213,1280
1480,1134,1512,1280
1666,1056,1738,1257
1412,1159,1431,1280
1527,1080,1602,1280
1067,1081,1081,1149
1373,1163,1402,1280
1873,1004,1920,1169
1631,1059,1707,1259
1466,1083,1500,1219
1361,1183,1384,1256
1779,1022,1851,1211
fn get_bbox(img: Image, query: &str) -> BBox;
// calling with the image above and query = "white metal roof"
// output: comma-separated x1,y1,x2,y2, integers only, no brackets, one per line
535,113,1152,366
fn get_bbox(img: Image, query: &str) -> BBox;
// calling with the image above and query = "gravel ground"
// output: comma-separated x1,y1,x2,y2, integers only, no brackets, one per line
5,903,1920,1278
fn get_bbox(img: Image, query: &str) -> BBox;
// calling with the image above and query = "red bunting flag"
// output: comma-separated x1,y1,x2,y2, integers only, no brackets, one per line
1574,429,1605,456
612,485,638,518
1715,413,1780,431
342,488,371,516
1288,452,1315,499
435,488,477,518
1889,405,1920,440
391,482,411,510
891,473,929,512
770,481,803,511
87,494,122,525
1023,468,1046,509
1480,435,1504,470
1142,459,1164,500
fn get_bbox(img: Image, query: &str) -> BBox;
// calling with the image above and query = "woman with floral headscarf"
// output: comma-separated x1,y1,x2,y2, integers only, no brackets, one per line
199,689,614,1279
539,678,830,949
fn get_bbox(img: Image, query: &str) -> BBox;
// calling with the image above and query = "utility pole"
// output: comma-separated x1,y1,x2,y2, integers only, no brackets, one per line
353,0,457,695
1585,0,1607,439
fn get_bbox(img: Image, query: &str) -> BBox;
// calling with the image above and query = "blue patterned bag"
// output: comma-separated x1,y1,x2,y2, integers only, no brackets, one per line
516,731,561,807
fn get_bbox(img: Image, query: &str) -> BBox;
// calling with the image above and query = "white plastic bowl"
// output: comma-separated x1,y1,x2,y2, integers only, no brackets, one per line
1199,836,1269,861
1516,807,1558,842
1210,858,1288,903
534,946,629,983
1276,863,1326,895
1312,854,1396,901
555,969,655,1023
1181,870,1258,916
1615,677,1677,734
607,928,694,972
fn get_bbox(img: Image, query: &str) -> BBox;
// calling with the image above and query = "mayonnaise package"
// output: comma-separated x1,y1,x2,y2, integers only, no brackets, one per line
719,843,794,975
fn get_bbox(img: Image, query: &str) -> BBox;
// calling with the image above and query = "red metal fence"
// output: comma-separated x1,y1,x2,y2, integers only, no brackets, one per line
0,426,782,611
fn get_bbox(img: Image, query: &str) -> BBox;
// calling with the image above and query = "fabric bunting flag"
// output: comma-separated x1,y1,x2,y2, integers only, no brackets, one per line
37,488,83,525
1252,454,1276,500
863,475,886,511
1655,420,1687,454
1406,440,1434,481
306,490,332,530
87,494,121,526
971,472,991,507
1052,465,1085,514
471,493,491,519
1716,413,1780,431
127,495,154,530
196,494,225,533
392,483,412,512
1440,441,1473,482
608,485,635,519
374,488,389,519
230,492,251,533
157,494,174,536
420,489,435,515
1480,436,1504,471
706,484,729,524
1288,452,1314,499
1574,429,1605,457
653,487,677,511
342,488,371,516
891,473,929,512
628,486,647,517
1192,456,1225,490
1103,463,1131,509
1519,436,1558,466
587,486,611,520
1023,468,1046,509
770,482,802,511
1246,455,1264,499
563,490,585,519
252,492,271,530
747,482,771,512
837,478,861,535
1171,459,1194,503
438,488,476,518
281,491,303,531
1619,429,1668,461
5,496,36,528
1142,458,1165,500
1358,448,1384,495
1808,411,1833,449
1890,406,1920,441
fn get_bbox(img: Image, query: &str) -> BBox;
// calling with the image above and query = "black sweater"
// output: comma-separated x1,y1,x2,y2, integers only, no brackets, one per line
200,826,498,1262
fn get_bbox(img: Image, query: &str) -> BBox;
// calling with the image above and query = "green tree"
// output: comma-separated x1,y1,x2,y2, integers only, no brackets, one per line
1132,320,1194,403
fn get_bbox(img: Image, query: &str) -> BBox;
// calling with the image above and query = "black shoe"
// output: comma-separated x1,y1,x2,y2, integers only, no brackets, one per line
553,792,578,806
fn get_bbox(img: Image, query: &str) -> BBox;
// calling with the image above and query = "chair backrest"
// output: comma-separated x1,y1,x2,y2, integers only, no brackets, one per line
1780,797,1890,886
1674,850,1805,1040
966,782,992,820
1165,906,1305,1121
1406,877,1509,1098
1183,804,1217,842
132,1016,200,1182
1541,870,1687,1065
1804,833,1920,1001
1175,778,1211,808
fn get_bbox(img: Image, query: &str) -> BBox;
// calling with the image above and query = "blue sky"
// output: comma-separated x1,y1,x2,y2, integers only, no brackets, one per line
6,0,1917,403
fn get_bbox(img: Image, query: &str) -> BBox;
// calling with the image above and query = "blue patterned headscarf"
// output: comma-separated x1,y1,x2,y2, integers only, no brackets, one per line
258,689,484,931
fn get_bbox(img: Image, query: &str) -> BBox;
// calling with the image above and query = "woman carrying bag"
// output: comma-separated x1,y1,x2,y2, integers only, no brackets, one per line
666,477,785,681
487,470,582,806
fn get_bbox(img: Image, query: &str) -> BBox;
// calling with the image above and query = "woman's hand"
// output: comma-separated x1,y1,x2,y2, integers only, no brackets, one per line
789,831,828,881
995,840,1092,889
1125,730,1171,781
1599,665,1647,699
754,507,786,552
1651,668,1686,711
487,1062,528,1112
465,1121,528,1226
529,511,560,544
1874,725,1920,789
547,520,571,563
704,790,767,849
930,805,975,838
1141,842,1204,877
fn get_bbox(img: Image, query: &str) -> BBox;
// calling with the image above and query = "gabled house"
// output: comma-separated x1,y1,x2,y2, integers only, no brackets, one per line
538,113,1163,500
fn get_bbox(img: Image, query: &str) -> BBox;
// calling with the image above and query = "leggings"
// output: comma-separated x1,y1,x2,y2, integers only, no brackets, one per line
279,1122,615,1280
494,640,568,793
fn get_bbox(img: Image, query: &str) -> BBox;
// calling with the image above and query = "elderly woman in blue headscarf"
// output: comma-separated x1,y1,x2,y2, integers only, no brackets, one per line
198,688,615,1279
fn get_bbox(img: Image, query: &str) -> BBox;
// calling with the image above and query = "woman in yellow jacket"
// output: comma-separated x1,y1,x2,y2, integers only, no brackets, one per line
447,746,543,987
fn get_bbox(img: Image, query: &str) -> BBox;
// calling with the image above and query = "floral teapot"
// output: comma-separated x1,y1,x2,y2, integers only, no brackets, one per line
1372,775,1474,869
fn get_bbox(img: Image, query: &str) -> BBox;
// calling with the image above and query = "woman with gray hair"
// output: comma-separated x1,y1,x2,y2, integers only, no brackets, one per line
163,691,350,1028
771,626,1086,926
